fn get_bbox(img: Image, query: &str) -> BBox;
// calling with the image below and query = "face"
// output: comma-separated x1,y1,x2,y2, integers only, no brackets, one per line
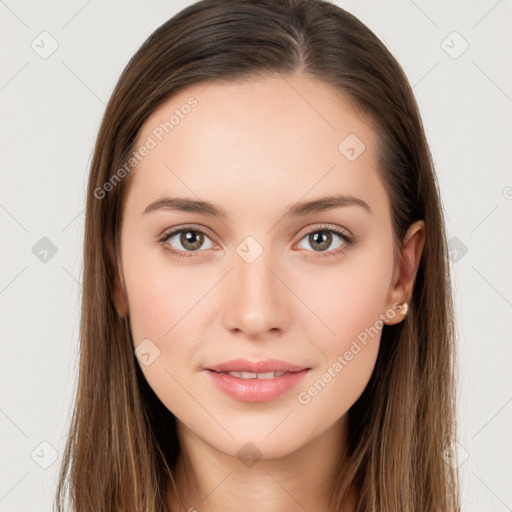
113,73,422,460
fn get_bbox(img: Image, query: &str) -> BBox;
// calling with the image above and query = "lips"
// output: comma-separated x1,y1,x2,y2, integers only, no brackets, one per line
205,367,310,402
205,358,310,374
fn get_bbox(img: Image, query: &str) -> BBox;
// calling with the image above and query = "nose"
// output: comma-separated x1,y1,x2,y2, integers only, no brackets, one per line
221,247,291,338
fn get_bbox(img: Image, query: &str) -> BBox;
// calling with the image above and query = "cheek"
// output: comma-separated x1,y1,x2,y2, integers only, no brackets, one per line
124,275,172,345
122,243,211,345
290,279,384,434
290,251,392,416
122,252,208,414
295,249,393,350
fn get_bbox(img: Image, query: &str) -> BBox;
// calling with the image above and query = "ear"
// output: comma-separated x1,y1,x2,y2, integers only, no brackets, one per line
107,237,129,318
383,220,425,325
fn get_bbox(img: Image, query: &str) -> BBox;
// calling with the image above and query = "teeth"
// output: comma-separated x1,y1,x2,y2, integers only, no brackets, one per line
219,370,287,379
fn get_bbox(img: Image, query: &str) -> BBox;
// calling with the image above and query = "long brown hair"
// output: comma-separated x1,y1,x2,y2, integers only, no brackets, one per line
54,1,460,510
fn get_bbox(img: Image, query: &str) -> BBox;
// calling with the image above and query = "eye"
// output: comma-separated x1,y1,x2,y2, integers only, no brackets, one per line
294,224,355,258
158,223,356,260
159,225,217,258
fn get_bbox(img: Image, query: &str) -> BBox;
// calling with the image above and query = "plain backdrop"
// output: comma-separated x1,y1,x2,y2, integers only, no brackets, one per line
1,1,511,510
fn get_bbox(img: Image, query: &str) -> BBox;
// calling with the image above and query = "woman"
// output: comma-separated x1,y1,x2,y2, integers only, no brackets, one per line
54,0,460,510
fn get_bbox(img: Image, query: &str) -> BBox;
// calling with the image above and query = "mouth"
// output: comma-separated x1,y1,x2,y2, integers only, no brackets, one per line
205,357,310,374
204,367,311,402
208,369,301,379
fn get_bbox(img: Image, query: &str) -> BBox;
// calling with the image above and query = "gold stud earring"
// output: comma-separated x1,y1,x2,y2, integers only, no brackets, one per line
399,302,408,316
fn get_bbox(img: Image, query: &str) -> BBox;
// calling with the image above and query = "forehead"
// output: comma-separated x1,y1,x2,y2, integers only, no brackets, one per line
126,73,386,218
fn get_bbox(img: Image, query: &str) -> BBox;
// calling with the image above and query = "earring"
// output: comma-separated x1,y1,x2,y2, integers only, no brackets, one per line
398,302,408,316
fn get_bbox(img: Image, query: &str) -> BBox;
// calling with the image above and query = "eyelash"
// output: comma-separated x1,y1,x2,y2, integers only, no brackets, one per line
158,223,356,260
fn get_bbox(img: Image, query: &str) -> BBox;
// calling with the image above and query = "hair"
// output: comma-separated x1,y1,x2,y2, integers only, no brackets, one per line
54,0,460,510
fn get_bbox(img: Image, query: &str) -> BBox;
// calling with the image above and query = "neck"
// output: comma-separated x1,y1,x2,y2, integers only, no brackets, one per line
167,414,357,512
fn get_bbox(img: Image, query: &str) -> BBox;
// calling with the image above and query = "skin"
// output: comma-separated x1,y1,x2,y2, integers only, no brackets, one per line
112,72,425,512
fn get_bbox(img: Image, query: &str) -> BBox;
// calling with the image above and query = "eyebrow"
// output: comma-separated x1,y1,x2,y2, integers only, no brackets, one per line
143,194,372,218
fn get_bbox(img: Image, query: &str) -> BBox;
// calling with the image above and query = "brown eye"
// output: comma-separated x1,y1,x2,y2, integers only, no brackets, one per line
178,230,205,251
160,227,216,257
295,224,355,258
307,231,333,251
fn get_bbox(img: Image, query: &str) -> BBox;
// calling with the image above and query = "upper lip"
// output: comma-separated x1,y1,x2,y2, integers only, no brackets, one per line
205,358,310,373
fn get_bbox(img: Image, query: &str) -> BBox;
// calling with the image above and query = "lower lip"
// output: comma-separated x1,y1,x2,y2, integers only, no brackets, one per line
205,369,310,402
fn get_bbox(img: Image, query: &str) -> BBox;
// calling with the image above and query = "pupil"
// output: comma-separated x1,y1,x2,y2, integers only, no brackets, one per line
182,230,203,250
311,231,331,251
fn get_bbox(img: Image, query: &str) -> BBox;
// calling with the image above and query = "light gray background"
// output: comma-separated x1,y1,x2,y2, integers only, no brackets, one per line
1,1,511,510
